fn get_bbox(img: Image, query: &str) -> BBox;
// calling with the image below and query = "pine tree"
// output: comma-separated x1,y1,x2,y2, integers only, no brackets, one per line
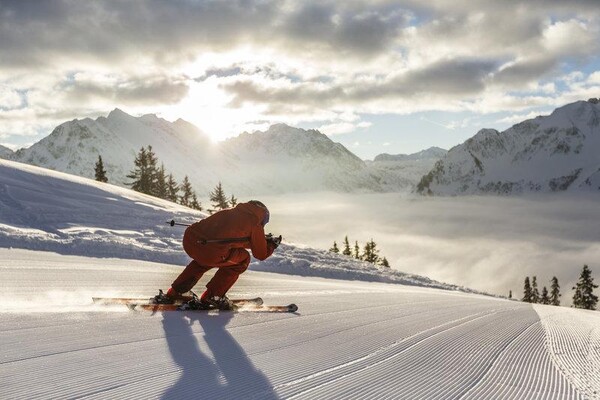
362,239,379,264
230,194,238,207
572,265,598,310
540,287,550,305
155,163,168,199
509,290,512,299
145,145,159,196
531,276,540,304
190,193,202,211
342,236,352,256
531,276,540,303
166,174,179,203
353,241,361,259
522,277,532,303
550,276,561,306
127,147,148,193
329,241,339,253
210,182,229,211
94,155,108,182
179,175,194,207
379,257,390,268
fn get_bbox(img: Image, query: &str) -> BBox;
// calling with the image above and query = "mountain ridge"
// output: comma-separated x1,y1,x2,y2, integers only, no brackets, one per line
0,144,13,159
417,100,600,195
11,109,417,195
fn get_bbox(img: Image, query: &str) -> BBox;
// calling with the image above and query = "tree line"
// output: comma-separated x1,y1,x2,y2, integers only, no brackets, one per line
520,265,598,310
93,147,237,213
329,236,390,268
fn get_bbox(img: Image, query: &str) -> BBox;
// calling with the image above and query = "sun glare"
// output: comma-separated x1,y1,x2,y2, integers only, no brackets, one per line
159,78,268,142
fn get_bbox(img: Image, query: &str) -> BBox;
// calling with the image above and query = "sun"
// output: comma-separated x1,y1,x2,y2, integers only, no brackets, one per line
159,79,268,142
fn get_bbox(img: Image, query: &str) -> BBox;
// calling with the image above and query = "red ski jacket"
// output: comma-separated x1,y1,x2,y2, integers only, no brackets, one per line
183,202,275,266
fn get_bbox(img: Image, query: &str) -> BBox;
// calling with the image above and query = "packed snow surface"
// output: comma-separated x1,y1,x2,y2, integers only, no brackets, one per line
1,249,598,399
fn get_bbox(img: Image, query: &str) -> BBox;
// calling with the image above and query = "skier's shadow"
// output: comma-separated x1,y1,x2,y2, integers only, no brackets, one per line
161,311,278,400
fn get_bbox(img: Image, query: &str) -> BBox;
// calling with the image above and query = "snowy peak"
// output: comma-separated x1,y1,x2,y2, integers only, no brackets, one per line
546,100,600,128
106,107,132,121
0,144,14,159
417,99,600,195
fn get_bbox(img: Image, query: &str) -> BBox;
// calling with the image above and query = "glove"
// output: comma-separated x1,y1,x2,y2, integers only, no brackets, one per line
265,233,282,249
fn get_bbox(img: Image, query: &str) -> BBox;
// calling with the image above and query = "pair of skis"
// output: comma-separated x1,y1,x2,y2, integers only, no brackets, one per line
92,295,298,313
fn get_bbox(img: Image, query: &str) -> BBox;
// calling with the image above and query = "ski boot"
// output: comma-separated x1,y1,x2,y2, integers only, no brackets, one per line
152,289,179,304
177,292,235,311
205,294,235,311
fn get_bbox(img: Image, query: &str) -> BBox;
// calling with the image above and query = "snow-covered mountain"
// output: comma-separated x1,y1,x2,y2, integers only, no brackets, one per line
220,124,381,193
12,109,227,194
11,111,387,196
417,100,600,195
0,144,13,159
367,147,447,190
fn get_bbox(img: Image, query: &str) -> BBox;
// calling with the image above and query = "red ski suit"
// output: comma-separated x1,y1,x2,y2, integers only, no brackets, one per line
171,202,275,297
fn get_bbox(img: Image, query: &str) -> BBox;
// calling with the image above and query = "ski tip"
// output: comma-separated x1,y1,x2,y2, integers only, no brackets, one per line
288,304,298,313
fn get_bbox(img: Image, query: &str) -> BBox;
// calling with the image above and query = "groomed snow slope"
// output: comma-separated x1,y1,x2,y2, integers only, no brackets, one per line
1,249,598,399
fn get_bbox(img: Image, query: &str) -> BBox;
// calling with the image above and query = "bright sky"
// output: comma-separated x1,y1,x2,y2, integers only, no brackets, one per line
1,0,600,159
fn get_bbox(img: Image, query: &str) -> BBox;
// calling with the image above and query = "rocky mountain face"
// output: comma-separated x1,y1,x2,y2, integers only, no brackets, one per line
0,144,13,159
10,110,396,196
368,147,447,191
417,100,600,195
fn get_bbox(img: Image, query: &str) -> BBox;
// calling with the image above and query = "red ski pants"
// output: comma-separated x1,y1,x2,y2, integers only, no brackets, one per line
171,248,250,297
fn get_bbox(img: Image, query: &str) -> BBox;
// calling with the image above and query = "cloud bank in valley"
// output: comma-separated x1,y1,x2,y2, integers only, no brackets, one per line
264,192,600,303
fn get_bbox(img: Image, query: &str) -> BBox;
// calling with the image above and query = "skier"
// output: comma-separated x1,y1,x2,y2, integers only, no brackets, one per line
157,200,280,310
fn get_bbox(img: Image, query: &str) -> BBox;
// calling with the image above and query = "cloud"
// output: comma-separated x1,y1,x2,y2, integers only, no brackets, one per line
588,71,600,85
264,192,600,303
283,3,411,56
318,120,372,135
61,73,190,106
1,0,600,144
496,111,550,125
223,57,498,116
0,86,22,109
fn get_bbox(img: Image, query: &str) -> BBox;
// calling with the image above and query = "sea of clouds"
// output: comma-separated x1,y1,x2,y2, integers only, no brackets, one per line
262,192,600,303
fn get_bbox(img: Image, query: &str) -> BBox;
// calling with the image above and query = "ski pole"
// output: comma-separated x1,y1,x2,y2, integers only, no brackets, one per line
167,219,191,227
